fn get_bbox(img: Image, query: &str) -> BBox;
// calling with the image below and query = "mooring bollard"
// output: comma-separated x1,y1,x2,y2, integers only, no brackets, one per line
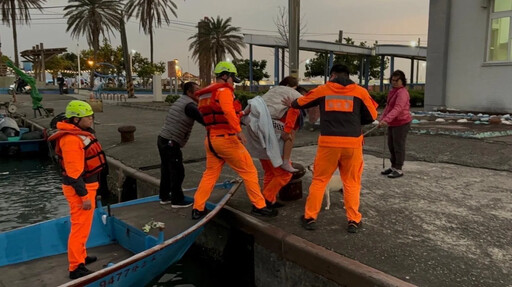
118,125,136,143
278,162,306,201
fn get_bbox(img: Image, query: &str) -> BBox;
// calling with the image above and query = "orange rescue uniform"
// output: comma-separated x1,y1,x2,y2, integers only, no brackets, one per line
49,122,105,271
194,84,267,211
260,107,300,203
291,81,378,223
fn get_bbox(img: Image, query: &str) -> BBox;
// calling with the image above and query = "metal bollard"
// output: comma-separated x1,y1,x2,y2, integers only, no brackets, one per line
117,125,136,143
278,162,306,201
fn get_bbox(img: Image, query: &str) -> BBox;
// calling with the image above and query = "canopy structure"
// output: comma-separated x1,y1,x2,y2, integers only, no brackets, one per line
20,43,67,83
243,33,427,91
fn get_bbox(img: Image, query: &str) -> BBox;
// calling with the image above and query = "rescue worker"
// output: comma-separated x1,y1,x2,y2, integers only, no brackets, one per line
283,64,378,233
48,100,106,278
192,61,277,219
158,82,203,207
258,77,303,208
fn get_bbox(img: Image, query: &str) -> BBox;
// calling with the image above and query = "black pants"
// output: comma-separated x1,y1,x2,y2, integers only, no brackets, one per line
58,84,64,95
387,122,410,170
157,135,185,203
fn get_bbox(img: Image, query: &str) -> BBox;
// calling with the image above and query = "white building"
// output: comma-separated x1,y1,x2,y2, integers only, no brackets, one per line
426,0,512,113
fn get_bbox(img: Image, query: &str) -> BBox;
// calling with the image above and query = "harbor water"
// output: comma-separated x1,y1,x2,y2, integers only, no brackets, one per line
0,158,246,287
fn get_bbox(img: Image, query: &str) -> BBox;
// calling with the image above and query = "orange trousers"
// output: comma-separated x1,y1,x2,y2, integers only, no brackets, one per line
63,182,98,271
193,135,266,211
305,146,364,222
260,159,293,203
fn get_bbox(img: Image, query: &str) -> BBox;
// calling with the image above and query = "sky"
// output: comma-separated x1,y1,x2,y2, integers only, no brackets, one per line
0,0,430,82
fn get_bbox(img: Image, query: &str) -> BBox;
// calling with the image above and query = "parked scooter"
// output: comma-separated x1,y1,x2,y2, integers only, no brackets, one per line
8,82,31,95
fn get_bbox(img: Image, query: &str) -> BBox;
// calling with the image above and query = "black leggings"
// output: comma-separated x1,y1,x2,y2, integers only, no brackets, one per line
387,122,410,170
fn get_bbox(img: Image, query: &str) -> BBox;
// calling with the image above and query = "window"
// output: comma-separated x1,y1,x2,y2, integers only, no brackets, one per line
488,0,512,62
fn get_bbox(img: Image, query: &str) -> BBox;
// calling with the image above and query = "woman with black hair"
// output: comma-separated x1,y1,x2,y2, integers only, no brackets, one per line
378,70,412,178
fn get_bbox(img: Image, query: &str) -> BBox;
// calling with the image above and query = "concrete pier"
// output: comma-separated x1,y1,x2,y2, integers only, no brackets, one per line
4,91,511,287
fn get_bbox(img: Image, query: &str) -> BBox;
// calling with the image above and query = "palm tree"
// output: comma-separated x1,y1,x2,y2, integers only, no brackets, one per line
188,16,245,86
0,0,46,67
64,0,122,88
125,0,177,64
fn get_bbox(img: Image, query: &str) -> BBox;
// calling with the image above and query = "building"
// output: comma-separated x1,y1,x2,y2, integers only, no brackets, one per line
426,0,512,113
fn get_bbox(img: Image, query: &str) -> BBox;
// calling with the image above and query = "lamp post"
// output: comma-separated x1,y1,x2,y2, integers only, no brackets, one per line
77,42,81,91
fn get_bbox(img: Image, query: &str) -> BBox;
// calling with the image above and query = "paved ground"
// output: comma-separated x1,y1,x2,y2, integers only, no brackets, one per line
4,92,511,287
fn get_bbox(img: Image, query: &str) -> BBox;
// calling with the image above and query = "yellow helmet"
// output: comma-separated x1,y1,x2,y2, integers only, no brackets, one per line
214,61,238,75
65,100,94,118
214,61,241,83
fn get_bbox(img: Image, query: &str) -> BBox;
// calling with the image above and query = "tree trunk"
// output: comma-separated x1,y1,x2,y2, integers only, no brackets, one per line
120,13,135,98
10,1,19,67
149,15,154,64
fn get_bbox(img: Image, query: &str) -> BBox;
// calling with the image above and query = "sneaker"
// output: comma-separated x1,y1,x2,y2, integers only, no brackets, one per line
387,169,404,178
300,216,317,230
347,220,362,233
69,263,93,279
191,208,208,220
85,255,97,265
265,200,285,209
381,168,393,175
251,206,278,217
160,200,172,205
171,200,193,208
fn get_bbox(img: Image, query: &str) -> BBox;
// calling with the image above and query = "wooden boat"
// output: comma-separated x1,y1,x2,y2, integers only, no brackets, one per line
0,124,46,156
0,180,242,287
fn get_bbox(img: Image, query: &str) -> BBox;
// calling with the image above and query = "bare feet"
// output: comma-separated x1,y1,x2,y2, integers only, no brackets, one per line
280,161,298,173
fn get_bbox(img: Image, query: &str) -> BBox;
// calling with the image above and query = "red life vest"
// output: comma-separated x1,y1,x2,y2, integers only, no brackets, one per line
48,129,106,178
196,83,242,130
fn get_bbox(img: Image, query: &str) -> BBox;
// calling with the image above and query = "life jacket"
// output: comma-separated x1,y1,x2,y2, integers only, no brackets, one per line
48,128,106,178
196,83,242,130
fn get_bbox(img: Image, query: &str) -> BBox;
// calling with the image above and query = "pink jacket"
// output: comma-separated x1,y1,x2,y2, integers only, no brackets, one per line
380,87,412,126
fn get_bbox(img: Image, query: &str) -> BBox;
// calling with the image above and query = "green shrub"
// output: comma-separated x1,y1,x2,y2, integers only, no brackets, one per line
409,90,424,107
165,94,180,104
369,89,424,107
234,91,262,108
369,91,387,106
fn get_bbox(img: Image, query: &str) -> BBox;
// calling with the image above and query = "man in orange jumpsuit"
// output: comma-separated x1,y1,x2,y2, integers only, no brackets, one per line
48,100,106,278
284,64,378,233
192,61,277,219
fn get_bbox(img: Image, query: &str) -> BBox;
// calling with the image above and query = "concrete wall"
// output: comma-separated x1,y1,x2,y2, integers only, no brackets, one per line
427,0,512,113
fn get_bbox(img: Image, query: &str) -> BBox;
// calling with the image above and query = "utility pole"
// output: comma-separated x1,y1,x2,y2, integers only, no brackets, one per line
416,37,420,84
198,18,210,86
339,30,343,43
288,0,300,78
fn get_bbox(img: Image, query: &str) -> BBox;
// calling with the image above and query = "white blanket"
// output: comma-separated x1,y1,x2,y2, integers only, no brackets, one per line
241,96,283,167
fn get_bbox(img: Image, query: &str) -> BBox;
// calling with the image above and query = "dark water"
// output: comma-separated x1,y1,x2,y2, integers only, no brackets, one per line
1,158,243,287
0,157,67,231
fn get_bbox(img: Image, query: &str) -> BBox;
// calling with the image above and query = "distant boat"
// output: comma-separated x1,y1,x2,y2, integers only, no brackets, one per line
0,180,242,287
0,116,47,156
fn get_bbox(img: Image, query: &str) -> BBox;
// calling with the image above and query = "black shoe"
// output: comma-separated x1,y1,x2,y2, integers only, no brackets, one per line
381,168,393,175
191,208,208,220
85,255,97,265
347,220,362,233
251,206,278,217
265,200,285,209
171,200,193,208
301,216,317,230
69,263,93,279
387,169,403,178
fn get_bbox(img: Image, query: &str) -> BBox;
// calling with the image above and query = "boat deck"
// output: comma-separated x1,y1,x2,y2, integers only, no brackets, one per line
0,244,132,287
0,201,198,287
